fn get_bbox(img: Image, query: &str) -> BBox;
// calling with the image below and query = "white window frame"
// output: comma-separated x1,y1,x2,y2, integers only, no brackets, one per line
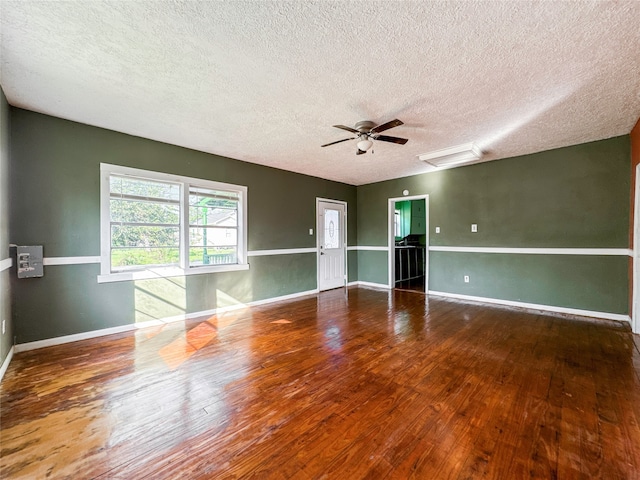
99,163,248,283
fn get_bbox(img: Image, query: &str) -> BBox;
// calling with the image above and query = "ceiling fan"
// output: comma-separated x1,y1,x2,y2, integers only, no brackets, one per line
321,119,408,155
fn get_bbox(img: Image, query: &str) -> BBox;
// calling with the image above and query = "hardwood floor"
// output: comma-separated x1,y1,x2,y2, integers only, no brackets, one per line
1,287,640,479
395,275,425,293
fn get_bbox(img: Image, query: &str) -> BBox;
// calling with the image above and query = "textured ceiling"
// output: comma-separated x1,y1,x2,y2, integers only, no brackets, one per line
1,1,639,185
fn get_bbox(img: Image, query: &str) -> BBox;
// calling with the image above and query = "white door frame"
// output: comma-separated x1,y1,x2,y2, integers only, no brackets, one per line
316,198,348,291
388,194,429,289
633,164,640,334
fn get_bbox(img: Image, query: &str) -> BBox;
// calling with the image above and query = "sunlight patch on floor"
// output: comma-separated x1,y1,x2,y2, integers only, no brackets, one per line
158,321,218,371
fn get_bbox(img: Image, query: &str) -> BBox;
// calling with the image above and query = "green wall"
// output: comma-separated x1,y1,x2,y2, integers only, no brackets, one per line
6,108,633,346
357,250,388,286
357,137,631,314
10,109,357,343
430,252,628,313
0,89,12,365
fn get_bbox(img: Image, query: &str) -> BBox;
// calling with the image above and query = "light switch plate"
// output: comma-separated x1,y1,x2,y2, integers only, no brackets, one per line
435,227,440,233
471,224,478,233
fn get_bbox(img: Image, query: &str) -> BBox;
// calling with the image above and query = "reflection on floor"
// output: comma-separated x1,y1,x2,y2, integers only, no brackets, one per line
395,275,425,293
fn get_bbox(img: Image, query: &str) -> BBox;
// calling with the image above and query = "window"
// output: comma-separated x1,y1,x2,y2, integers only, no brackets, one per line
323,208,341,249
189,187,239,266
100,164,248,282
109,175,181,270
394,209,402,238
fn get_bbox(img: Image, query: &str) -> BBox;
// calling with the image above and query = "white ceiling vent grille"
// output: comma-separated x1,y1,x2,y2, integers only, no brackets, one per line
418,143,483,167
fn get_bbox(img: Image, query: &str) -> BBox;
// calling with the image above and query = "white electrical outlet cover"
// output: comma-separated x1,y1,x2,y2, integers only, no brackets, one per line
435,227,440,233
471,224,478,232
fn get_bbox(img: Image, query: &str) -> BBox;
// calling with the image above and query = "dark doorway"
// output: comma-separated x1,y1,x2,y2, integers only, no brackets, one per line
393,198,426,293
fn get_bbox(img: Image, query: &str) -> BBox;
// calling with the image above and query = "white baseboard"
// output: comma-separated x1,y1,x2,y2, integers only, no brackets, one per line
349,281,391,290
428,290,631,323
11,285,631,353
14,324,142,352
14,288,319,353
249,288,319,306
0,346,14,382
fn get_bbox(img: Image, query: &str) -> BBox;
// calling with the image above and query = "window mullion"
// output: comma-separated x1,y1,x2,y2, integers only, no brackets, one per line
180,183,189,269
101,168,112,275
239,188,247,263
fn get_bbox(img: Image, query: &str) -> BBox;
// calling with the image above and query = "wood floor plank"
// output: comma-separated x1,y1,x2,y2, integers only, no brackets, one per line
2,287,640,479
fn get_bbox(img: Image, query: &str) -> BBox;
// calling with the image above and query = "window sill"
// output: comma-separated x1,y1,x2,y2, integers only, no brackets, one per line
97,263,250,284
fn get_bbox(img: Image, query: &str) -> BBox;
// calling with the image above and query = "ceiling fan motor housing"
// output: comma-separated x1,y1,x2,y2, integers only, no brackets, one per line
355,121,376,133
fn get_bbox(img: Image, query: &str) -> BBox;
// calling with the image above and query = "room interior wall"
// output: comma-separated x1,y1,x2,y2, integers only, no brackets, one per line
356,136,631,316
0,89,12,367
6,106,635,348
9,109,357,344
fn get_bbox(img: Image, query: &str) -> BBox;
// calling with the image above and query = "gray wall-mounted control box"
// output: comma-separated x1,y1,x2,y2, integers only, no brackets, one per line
17,246,44,278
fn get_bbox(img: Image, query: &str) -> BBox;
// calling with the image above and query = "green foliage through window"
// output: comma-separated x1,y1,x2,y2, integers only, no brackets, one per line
106,171,244,271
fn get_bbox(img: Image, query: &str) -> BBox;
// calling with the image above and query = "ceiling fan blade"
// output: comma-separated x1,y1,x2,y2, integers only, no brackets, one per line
321,137,355,147
370,119,403,134
333,124,359,134
356,148,366,155
375,135,408,145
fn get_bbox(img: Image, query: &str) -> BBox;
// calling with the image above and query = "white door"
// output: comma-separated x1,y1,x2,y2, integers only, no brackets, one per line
317,200,346,291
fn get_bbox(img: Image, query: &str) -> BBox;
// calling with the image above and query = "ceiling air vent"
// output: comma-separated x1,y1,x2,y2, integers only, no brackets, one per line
418,143,482,167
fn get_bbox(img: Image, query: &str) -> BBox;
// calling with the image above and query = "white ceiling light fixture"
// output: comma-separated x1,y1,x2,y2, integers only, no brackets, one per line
418,143,483,167
357,137,373,152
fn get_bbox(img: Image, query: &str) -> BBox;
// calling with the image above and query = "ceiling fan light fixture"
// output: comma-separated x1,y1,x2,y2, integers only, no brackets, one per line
418,143,482,167
357,139,373,151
